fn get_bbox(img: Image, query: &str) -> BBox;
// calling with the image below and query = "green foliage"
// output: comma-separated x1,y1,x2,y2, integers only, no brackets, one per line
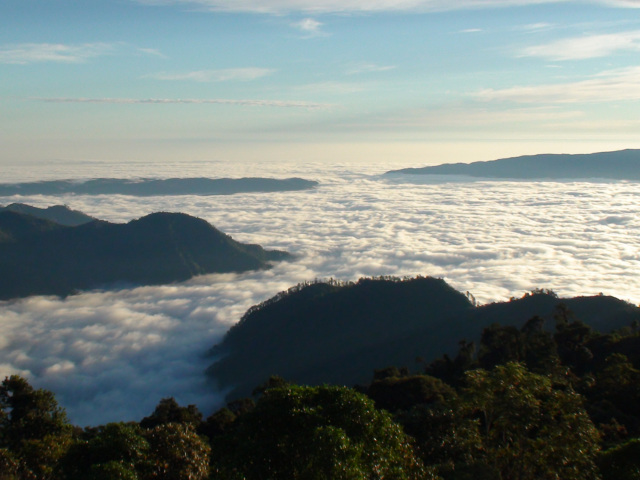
0,448,20,480
0,375,72,479
210,384,427,480
476,318,560,373
59,422,149,480
598,438,640,480
140,398,202,430
459,363,601,480
144,423,210,480
87,461,139,480
365,374,455,412
396,404,482,473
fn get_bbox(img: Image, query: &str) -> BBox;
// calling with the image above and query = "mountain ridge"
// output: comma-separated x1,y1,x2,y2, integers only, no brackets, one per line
207,277,640,400
0,177,318,196
386,149,640,180
0,203,95,226
0,210,292,300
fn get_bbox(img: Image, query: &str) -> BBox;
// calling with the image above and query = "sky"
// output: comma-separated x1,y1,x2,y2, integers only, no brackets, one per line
2,0,640,166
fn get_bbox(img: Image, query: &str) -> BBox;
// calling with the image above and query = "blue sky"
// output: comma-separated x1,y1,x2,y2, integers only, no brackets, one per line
2,0,640,166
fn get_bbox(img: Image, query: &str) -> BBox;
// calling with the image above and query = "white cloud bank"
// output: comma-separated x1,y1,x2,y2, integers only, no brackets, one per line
134,0,640,13
0,160,639,426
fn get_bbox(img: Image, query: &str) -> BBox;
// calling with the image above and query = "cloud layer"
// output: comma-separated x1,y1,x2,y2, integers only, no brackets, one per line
0,43,114,64
1,159,639,426
34,97,330,109
522,31,640,61
475,66,640,103
134,0,640,13
146,68,275,82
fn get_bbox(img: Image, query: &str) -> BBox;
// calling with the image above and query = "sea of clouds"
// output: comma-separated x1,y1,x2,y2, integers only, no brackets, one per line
0,159,639,425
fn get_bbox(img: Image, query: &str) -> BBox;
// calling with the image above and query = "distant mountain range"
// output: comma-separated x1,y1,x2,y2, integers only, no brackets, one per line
386,149,640,180
0,203,95,226
0,177,318,196
208,277,640,399
0,209,292,300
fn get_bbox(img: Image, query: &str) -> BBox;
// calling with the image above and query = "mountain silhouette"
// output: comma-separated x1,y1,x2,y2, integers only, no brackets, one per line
0,177,318,196
0,211,292,300
207,277,640,399
386,149,640,180
0,203,95,226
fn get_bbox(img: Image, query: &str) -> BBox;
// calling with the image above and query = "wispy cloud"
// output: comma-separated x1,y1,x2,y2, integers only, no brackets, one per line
475,66,640,103
137,47,167,58
346,62,396,75
460,28,483,33
134,0,640,13
293,81,367,94
520,22,553,31
290,18,324,36
146,68,275,82
522,31,640,60
34,97,332,109
0,43,113,64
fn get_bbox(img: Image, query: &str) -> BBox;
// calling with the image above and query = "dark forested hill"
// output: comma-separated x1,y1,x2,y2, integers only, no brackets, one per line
0,177,318,196
0,203,95,226
0,211,292,300
386,149,640,180
208,278,640,399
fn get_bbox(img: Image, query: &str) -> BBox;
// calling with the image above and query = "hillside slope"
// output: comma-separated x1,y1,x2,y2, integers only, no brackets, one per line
208,277,640,399
386,149,640,180
0,211,291,300
0,203,95,226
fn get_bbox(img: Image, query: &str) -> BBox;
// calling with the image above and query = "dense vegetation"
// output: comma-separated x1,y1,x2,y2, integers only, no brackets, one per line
386,148,640,180
208,277,640,399
0,210,292,300
2,297,640,479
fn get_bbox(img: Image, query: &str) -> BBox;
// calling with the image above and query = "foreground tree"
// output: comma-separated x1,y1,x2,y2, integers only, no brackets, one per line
144,423,210,480
459,363,601,480
0,375,73,479
598,438,640,480
210,384,429,480
58,422,149,480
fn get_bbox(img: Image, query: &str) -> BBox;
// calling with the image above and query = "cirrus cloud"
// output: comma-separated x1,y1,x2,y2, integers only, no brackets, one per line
133,0,640,13
33,97,332,109
475,66,640,103
146,67,275,82
522,31,640,60
0,43,114,64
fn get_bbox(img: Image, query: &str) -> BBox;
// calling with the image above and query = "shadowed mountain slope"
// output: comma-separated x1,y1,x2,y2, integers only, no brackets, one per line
0,203,95,226
208,277,640,399
0,211,291,300
0,177,318,196
386,149,640,180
